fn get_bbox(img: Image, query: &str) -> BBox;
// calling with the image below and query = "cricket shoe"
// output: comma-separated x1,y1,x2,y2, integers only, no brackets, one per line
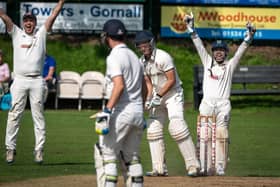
34,150,43,164
187,166,198,177
6,149,16,164
216,164,225,176
146,170,169,177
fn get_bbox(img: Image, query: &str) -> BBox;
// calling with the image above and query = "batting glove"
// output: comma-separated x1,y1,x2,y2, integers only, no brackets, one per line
184,12,195,34
95,107,111,135
145,100,152,110
244,21,256,44
150,93,162,107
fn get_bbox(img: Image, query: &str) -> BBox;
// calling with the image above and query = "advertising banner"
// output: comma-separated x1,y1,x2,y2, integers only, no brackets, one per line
0,2,6,33
20,2,144,33
161,6,280,39
160,0,280,6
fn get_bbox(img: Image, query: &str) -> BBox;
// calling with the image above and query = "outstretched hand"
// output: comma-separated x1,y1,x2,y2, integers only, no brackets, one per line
184,12,194,34
244,21,256,44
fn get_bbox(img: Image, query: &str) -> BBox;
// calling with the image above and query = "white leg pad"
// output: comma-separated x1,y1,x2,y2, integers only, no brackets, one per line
168,119,190,141
104,162,118,187
216,126,229,171
126,156,143,187
147,119,166,174
94,143,105,187
148,139,166,174
177,136,200,170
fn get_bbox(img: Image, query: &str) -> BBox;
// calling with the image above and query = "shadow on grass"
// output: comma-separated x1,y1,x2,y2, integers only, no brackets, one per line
43,162,93,166
231,96,280,109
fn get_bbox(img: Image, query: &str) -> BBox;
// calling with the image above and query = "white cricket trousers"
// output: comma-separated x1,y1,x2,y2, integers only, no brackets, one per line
5,76,46,151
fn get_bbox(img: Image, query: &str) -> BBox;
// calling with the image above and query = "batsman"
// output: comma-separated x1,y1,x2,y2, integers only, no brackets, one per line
135,30,200,177
185,12,256,175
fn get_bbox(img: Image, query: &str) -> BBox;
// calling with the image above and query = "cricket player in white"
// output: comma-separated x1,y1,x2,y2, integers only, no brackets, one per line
94,19,145,187
135,30,200,177
0,0,65,164
185,12,256,175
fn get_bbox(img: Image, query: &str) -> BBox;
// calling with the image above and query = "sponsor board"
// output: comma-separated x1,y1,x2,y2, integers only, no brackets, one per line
160,0,280,6
161,6,280,39
20,2,143,33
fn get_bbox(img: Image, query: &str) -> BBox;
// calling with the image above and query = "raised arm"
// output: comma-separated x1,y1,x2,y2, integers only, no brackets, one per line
185,12,212,66
0,8,14,32
45,0,65,32
231,22,256,70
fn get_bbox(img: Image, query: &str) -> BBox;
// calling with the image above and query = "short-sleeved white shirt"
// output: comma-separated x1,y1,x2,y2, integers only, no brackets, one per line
9,24,47,76
106,43,144,110
140,48,182,93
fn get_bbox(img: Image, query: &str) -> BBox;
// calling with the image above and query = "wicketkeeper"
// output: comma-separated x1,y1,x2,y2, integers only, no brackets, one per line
185,12,256,175
135,30,200,177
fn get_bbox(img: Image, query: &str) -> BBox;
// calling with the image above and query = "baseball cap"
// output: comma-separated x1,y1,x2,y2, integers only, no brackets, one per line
23,12,37,22
0,49,3,54
102,19,126,36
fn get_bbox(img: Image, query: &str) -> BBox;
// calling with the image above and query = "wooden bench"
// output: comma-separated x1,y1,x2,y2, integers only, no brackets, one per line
193,65,280,109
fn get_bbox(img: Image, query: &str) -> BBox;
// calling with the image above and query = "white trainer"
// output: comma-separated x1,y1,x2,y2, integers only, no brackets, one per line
146,170,168,177
187,166,198,177
34,150,43,164
6,149,15,164
216,164,225,176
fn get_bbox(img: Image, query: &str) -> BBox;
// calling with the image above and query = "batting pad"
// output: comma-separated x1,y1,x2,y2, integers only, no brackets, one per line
149,139,166,174
177,136,200,171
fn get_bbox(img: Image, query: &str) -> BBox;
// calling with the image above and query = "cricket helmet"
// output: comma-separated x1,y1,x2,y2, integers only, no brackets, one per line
211,40,228,52
134,30,154,46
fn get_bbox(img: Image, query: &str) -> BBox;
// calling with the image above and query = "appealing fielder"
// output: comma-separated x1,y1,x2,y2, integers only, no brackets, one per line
135,30,200,177
93,19,146,187
185,12,256,175
0,0,65,164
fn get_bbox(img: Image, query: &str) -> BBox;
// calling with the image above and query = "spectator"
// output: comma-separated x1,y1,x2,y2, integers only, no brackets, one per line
43,54,56,102
0,49,10,96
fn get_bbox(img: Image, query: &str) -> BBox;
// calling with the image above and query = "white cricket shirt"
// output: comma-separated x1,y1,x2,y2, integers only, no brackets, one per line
9,24,47,76
140,48,182,94
192,36,249,99
106,43,144,110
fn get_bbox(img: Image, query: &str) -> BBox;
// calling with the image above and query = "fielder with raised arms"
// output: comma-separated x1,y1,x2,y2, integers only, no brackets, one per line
185,12,256,175
135,30,200,177
0,0,65,164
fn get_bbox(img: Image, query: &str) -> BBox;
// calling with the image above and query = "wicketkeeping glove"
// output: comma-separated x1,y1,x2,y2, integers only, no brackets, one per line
244,21,256,44
95,108,111,135
184,12,195,34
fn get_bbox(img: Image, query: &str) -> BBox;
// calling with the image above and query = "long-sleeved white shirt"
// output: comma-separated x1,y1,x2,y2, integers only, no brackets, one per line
192,36,249,99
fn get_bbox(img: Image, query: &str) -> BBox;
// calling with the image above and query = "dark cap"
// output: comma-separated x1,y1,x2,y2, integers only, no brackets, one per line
23,12,37,22
134,30,154,45
0,49,3,55
102,19,126,36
